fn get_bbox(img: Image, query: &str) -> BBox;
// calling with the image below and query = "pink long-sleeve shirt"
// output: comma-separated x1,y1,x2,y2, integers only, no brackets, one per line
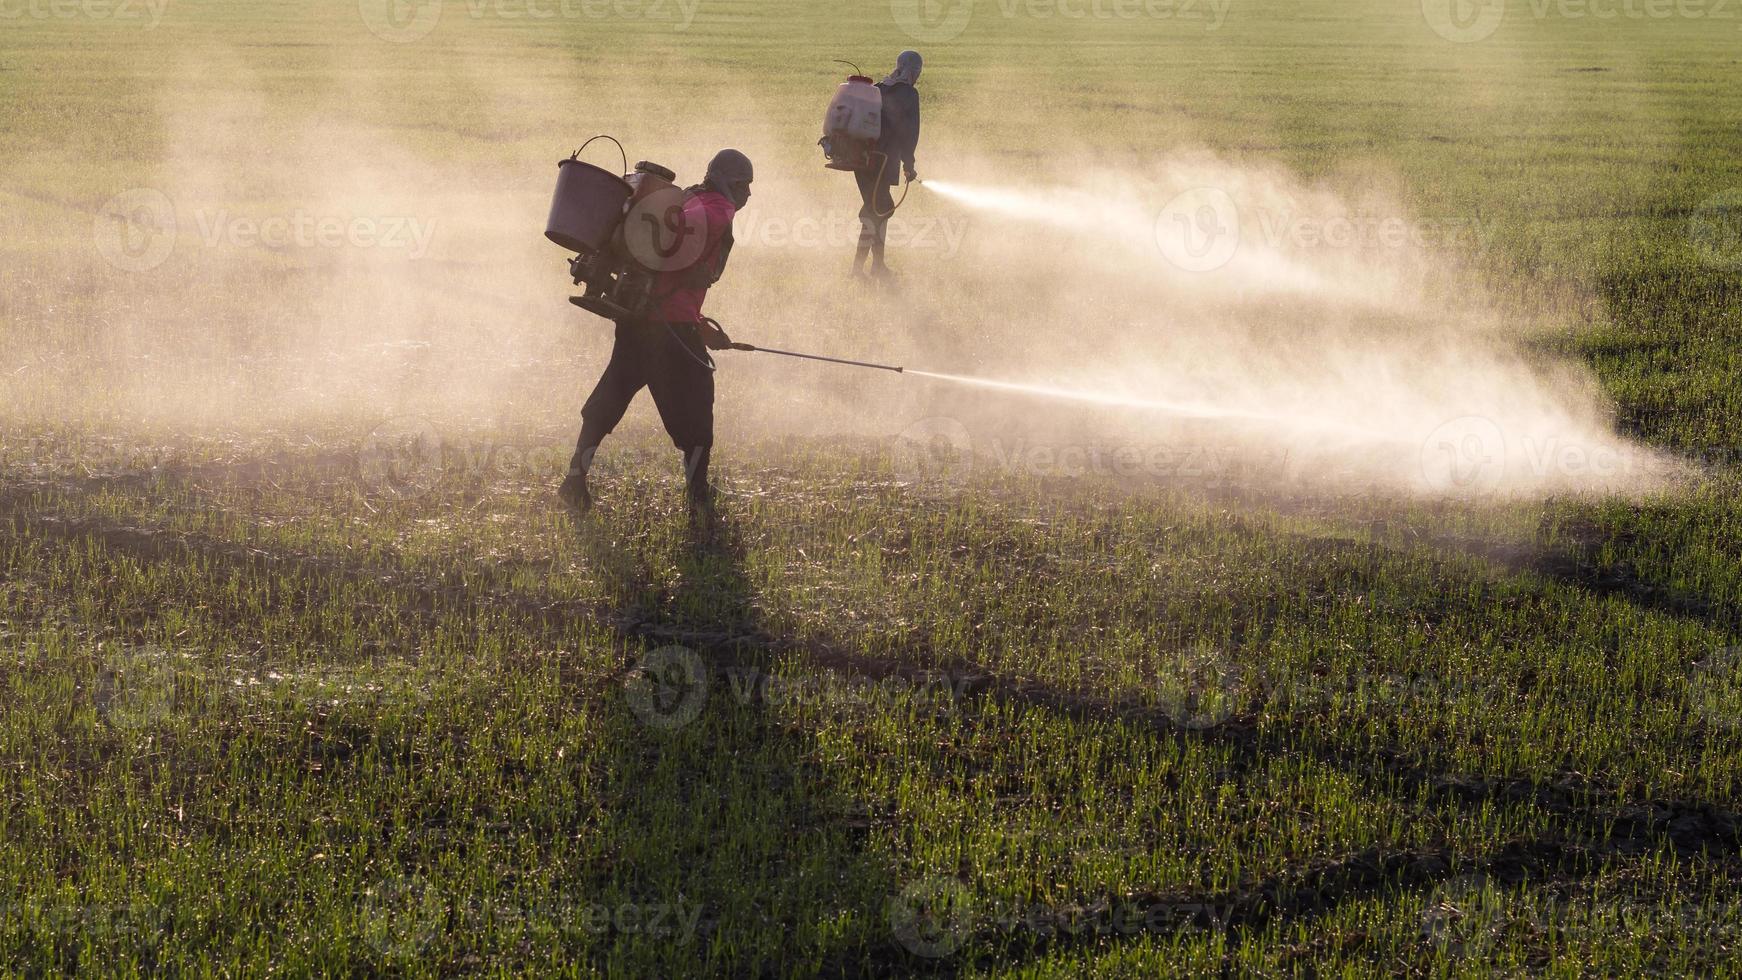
652,188,737,324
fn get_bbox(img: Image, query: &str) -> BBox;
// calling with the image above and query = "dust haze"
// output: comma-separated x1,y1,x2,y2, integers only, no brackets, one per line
0,35,1684,501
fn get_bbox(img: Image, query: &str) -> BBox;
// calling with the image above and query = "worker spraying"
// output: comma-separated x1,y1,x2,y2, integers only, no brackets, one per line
539,137,1386,504
842,50,923,280
555,148,750,514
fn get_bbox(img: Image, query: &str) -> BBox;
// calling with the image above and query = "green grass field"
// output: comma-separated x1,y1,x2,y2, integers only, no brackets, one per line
5,0,1742,975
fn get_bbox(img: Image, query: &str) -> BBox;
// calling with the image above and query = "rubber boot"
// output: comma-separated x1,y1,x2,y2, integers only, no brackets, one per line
853,214,875,278
683,446,714,514
557,467,592,514
869,231,893,281
559,435,601,514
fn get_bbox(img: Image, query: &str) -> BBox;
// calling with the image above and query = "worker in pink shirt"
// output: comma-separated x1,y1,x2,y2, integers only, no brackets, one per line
559,149,752,514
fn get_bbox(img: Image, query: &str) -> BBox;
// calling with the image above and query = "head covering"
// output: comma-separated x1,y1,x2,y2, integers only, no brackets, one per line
704,148,754,208
881,49,922,87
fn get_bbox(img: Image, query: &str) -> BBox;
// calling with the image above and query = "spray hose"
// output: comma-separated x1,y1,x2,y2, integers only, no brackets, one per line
664,319,718,372
869,150,914,219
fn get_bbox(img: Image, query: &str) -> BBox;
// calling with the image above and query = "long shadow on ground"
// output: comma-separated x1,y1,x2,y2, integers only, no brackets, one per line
8,472,1742,972
568,514,921,976
10,478,1737,843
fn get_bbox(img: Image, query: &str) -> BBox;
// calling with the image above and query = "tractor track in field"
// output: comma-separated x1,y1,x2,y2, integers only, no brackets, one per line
7,479,1741,880
861,834,1742,975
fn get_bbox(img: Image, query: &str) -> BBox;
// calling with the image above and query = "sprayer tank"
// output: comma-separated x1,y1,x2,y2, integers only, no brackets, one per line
820,75,883,171
610,161,679,260
824,75,882,142
545,157,633,254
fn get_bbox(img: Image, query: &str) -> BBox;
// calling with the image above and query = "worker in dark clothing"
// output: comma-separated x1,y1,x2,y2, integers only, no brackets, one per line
558,149,752,514
854,49,922,279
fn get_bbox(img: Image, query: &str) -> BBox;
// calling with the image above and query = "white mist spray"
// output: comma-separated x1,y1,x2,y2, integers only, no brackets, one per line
875,168,1680,498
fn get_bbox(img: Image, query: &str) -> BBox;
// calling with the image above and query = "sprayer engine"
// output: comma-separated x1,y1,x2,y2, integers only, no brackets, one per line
546,137,688,321
820,73,881,171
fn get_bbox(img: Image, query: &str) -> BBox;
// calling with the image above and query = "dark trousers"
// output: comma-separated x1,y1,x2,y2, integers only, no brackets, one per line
855,163,896,264
570,319,714,488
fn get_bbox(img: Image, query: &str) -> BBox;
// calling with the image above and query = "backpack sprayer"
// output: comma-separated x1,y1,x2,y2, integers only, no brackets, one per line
546,135,694,321
818,61,913,217
819,63,881,172
547,134,910,373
